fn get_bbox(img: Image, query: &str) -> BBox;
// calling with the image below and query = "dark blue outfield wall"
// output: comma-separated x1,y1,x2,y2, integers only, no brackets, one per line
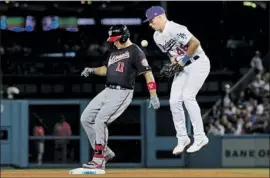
1,100,269,168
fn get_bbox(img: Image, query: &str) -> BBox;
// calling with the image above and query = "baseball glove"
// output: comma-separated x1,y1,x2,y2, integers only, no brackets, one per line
160,63,184,78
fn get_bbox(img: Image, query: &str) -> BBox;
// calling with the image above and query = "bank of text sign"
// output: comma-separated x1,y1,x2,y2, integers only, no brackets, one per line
222,138,269,167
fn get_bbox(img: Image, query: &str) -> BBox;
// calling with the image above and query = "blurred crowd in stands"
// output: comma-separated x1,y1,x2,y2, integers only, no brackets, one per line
205,52,270,135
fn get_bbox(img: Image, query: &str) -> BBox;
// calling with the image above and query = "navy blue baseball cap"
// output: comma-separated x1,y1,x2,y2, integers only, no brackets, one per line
143,6,165,23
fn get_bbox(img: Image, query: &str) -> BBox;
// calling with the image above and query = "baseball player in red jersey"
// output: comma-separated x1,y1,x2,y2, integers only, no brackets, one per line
80,24,160,173
144,6,210,155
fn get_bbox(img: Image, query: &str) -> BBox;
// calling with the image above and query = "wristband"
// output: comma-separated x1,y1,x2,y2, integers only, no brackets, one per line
177,55,190,66
147,82,157,91
182,55,190,63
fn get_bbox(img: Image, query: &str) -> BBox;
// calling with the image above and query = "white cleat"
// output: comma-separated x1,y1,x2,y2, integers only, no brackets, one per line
187,136,209,153
172,138,191,155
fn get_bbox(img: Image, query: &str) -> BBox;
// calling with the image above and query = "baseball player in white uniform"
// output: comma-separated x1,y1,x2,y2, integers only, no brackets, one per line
144,6,210,154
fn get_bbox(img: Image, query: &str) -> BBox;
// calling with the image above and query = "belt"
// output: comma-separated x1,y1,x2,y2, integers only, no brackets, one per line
106,85,132,90
185,55,200,66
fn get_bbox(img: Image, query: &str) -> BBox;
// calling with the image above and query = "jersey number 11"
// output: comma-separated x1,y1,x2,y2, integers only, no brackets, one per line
116,62,124,72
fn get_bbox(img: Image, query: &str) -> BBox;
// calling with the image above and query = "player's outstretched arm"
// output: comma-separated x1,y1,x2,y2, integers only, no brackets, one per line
93,66,107,76
143,71,160,109
81,66,107,77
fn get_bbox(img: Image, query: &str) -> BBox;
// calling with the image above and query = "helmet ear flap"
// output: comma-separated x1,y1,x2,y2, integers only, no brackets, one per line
119,31,130,43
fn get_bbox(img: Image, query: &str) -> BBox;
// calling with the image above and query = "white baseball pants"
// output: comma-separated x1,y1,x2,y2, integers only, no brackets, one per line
169,55,210,142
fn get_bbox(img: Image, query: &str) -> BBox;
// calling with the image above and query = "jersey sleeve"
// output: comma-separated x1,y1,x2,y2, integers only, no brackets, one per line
133,47,151,75
169,23,193,46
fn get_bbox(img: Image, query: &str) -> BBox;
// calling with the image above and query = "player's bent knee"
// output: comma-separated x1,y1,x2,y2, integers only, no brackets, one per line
80,116,95,130
80,115,87,125
80,112,90,125
169,99,184,112
182,95,196,103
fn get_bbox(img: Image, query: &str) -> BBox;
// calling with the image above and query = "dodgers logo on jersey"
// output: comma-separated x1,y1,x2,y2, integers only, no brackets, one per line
108,51,130,66
177,33,187,40
158,38,177,52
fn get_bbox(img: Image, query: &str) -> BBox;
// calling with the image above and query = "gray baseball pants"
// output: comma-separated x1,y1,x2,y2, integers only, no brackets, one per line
81,87,133,151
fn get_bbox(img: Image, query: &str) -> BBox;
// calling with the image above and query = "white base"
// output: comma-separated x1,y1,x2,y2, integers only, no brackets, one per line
69,168,106,175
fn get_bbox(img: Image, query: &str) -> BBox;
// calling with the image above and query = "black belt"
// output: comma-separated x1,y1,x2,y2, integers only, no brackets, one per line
106,85,132,90
185,55,200,66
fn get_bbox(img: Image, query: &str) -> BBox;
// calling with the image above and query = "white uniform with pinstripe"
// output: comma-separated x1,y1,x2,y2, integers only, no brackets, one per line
154,21,210,153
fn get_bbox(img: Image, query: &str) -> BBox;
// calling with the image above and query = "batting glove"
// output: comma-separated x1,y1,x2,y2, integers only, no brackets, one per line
148,94,160,110
81,67,95,77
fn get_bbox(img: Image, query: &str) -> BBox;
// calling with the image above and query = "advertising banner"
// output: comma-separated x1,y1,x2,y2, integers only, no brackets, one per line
222,138,269,167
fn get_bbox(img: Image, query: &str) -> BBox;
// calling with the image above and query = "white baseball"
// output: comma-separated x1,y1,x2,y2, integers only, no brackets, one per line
141,40,148,47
